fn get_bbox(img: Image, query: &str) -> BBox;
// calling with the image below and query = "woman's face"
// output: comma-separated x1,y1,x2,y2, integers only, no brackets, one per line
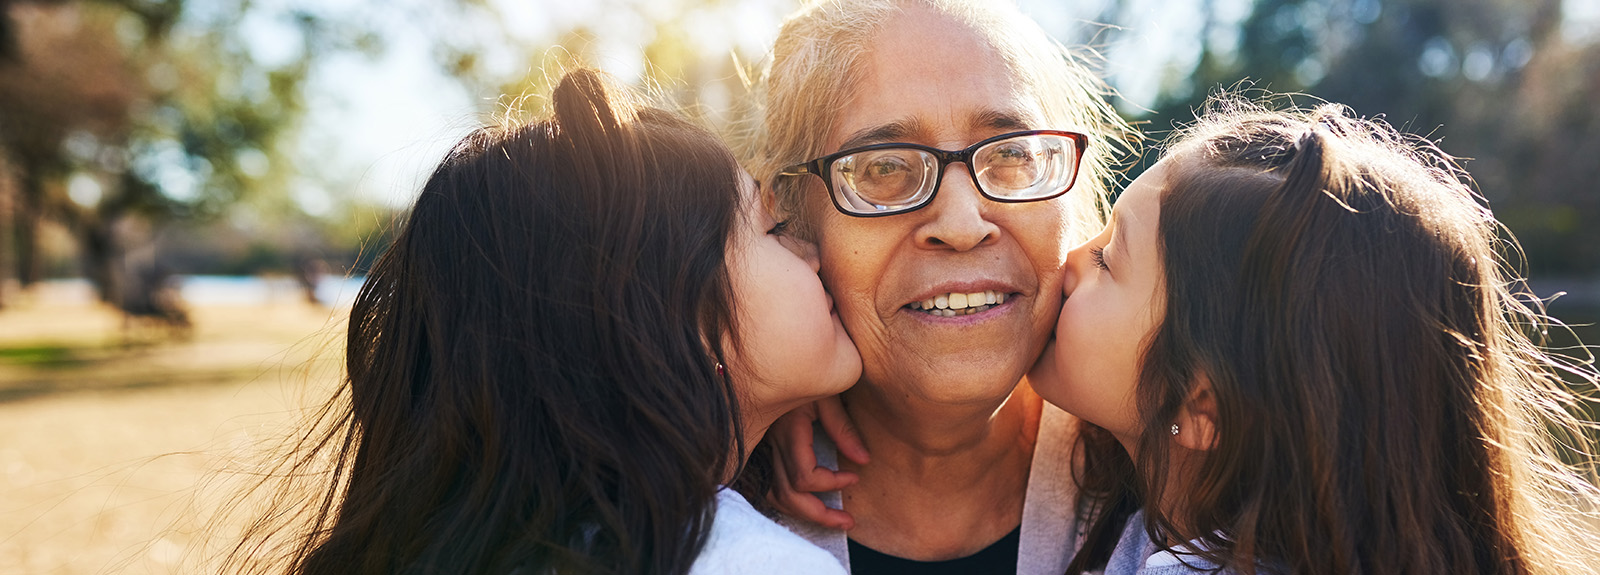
1029,162,1167,441
806,5,1072,404
725,172,862,422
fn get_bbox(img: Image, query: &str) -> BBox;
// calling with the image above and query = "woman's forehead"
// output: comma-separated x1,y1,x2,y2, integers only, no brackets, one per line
827,67,1037,151
823,5,1035,141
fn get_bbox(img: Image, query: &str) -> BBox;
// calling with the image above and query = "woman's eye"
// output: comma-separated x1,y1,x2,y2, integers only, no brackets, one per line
866,157,909,179
1089,247,1109,271
987,143,1032,166
767,219,792,236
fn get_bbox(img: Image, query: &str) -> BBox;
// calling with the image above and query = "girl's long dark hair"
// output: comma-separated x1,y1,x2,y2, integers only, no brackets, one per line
1070,99,1600,575
222,68,747,575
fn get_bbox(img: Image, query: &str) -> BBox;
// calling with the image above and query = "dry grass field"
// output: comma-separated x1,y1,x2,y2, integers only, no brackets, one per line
0,287,346,574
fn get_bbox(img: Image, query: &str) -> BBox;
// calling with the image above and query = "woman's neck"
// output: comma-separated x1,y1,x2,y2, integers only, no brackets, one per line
838,379,1042,561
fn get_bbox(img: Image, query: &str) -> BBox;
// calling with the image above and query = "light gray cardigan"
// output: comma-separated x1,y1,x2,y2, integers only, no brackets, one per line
777,403,1084,574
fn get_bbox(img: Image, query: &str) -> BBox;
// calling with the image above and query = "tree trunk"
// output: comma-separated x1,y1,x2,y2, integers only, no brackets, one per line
78,214,120,306
14,167,40,288
0,160,10,309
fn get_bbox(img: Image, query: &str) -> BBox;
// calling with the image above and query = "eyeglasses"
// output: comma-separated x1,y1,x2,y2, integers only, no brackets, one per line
778,130,1088,217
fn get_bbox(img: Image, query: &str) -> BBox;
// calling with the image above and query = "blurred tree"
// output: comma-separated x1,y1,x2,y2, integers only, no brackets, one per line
0,0,17,61
0,1,143,305
0,0,786,314
0,0,375,309
435,0,767,141
1121,0,1600,275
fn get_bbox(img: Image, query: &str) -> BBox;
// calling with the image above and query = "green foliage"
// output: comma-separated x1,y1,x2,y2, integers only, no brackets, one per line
0,0,389,295
1120,0,1600,275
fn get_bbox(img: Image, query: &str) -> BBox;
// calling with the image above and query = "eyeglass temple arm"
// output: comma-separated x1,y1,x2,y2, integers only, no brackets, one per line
778,162,816,177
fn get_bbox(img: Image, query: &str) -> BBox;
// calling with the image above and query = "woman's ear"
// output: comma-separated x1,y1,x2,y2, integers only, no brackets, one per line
1173,374,1218,451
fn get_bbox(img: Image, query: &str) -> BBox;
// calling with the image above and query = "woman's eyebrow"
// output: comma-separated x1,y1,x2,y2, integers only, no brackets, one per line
970,109,1035,132
836,110,1034,152
838,119,922,151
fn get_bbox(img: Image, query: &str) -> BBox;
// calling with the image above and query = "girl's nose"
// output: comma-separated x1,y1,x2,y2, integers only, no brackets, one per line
782,234,822,273
1060,241,1092,297
802,241,821,274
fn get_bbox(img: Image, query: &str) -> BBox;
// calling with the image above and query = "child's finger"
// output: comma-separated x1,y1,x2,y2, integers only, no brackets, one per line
816,395,870,465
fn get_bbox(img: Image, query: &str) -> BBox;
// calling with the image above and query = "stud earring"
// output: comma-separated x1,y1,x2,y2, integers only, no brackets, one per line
715,363,725,376
1170,423,1180,436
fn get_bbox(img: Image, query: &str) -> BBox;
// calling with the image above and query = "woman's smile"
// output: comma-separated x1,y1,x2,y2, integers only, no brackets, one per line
903,288,1013,317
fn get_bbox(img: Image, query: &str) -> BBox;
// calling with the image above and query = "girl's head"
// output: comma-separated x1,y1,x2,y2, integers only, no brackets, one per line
238,69,857,574
1033,100,1600,574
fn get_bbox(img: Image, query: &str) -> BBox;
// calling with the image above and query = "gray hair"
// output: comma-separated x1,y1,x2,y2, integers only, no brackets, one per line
744,0,1135,241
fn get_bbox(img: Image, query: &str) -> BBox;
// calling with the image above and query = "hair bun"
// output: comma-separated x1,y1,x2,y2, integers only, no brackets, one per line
551,68,638,140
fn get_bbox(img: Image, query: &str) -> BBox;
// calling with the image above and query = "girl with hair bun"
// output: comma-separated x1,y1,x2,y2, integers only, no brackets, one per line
1031,100,1600,575
226,68,858,575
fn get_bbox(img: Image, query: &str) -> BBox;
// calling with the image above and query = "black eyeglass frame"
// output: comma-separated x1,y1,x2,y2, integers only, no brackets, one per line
777,129,1090,218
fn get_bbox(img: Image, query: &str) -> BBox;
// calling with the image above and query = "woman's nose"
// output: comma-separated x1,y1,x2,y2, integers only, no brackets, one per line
915,165,999,251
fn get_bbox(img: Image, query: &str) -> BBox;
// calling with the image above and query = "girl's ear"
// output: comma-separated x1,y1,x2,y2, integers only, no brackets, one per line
1174,374,1219,451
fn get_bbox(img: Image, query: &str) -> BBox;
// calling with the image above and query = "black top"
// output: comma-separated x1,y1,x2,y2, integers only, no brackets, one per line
848,526,1021,575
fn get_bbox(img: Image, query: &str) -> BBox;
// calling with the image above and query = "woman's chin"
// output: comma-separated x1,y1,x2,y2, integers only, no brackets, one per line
863,364,1026,406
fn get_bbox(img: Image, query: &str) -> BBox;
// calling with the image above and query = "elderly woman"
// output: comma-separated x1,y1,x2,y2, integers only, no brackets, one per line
747,1,1131,573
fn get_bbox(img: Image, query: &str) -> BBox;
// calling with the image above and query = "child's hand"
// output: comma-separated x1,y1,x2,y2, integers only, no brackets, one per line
765,396,868,530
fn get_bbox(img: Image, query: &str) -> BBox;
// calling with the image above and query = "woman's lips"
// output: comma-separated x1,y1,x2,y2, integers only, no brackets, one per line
903,289,1017,317
908,289,1004,317
897,279,1025,319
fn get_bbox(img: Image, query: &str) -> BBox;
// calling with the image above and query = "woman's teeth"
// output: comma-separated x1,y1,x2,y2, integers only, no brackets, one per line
906,290,1007,317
